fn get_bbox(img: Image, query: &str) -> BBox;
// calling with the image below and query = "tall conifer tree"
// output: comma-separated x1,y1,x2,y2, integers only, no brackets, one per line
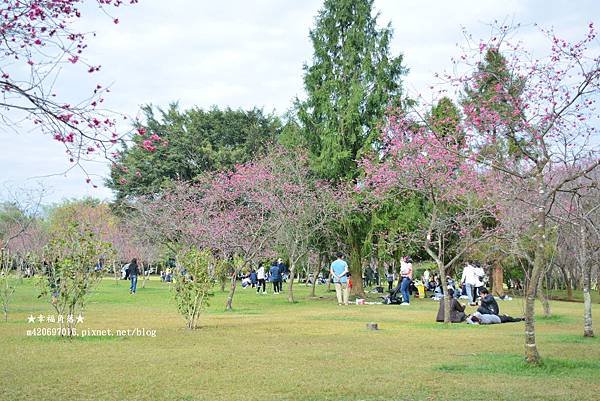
297,0,408,180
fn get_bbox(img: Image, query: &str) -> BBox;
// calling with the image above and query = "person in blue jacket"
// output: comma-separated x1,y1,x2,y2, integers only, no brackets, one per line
269,261,282,294
330,252,349,305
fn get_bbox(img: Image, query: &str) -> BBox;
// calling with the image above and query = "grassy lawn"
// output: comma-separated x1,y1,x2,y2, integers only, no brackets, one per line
545,289,600,304
1,277,599,401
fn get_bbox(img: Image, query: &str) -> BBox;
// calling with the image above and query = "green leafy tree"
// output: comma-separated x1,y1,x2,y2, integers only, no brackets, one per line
461,48,527,158
40,224,113,337
296,0,409,297
0,249,17,322
108,104,281,201
173,248,214,329
428,97,464,145
297,0,408,181
365,194,429,266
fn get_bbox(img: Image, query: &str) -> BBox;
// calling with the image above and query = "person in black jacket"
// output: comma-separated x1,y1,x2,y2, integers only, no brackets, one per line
477,287,499,315
128,258,140,294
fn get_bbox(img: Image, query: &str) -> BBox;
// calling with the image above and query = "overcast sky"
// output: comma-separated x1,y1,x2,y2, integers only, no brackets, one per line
1,0,598,204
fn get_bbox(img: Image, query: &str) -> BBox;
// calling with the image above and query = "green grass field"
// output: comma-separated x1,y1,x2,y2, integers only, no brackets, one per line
1,277,599,401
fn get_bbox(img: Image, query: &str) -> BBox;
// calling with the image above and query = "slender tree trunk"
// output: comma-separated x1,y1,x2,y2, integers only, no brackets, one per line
189,293,200,329
524,191,546,365
425,237,450,323
559,265,574,301
2,284,12,322
310,254,323,298
113,261,119,284
437,260,451,324
18,259,24,283
580,224,594,337
492,261,504,297
225,273,237,310
538,273,551,318
287,261,296,303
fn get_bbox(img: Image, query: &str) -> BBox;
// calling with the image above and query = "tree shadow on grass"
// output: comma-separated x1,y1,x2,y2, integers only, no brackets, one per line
435,353,600,379
544,334,599,344
536,314,576,324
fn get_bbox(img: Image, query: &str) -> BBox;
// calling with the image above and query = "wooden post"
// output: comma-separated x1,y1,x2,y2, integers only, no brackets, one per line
366,322,378,330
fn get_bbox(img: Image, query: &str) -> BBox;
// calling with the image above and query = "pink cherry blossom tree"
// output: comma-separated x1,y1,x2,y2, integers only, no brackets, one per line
134,146,347,309
0,0,138,177
361,113,501,323
264,147,347,303
390,22,600,362
135,159,282,310
454,23,599,363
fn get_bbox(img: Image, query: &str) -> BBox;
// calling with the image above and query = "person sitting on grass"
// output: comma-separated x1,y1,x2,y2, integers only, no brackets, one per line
435,288,467,323
466,311,523,325
477,287,499,315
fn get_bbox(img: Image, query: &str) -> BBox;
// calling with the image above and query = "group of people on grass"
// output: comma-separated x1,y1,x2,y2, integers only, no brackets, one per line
240,258,289,294
435,286,523,324
120,252,523,325
331,252,523,324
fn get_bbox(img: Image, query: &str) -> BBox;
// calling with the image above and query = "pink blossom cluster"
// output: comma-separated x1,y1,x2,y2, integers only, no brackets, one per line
0,0,138,184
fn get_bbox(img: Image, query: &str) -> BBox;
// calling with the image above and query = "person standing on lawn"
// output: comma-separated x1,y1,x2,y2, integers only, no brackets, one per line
330,252,349,306
269,261,282,294
460,262,478,305
399,256,413,305
256,263,266,294
129,258,140,294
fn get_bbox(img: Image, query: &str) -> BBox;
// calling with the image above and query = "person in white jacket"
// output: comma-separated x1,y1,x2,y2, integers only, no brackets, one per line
256,263,266,294
472,262,485,301
460,263,478,305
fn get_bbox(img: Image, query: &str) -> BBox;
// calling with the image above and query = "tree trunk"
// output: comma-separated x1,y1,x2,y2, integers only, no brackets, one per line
310,254,323,298
287,261,296,303
537,273,551,318
524,193,546,365
437,260,451,324
113,261,119,284
580,224,594,337
560,265,574,301
349,238,364,298
492,261,504,297
225,273,237,310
